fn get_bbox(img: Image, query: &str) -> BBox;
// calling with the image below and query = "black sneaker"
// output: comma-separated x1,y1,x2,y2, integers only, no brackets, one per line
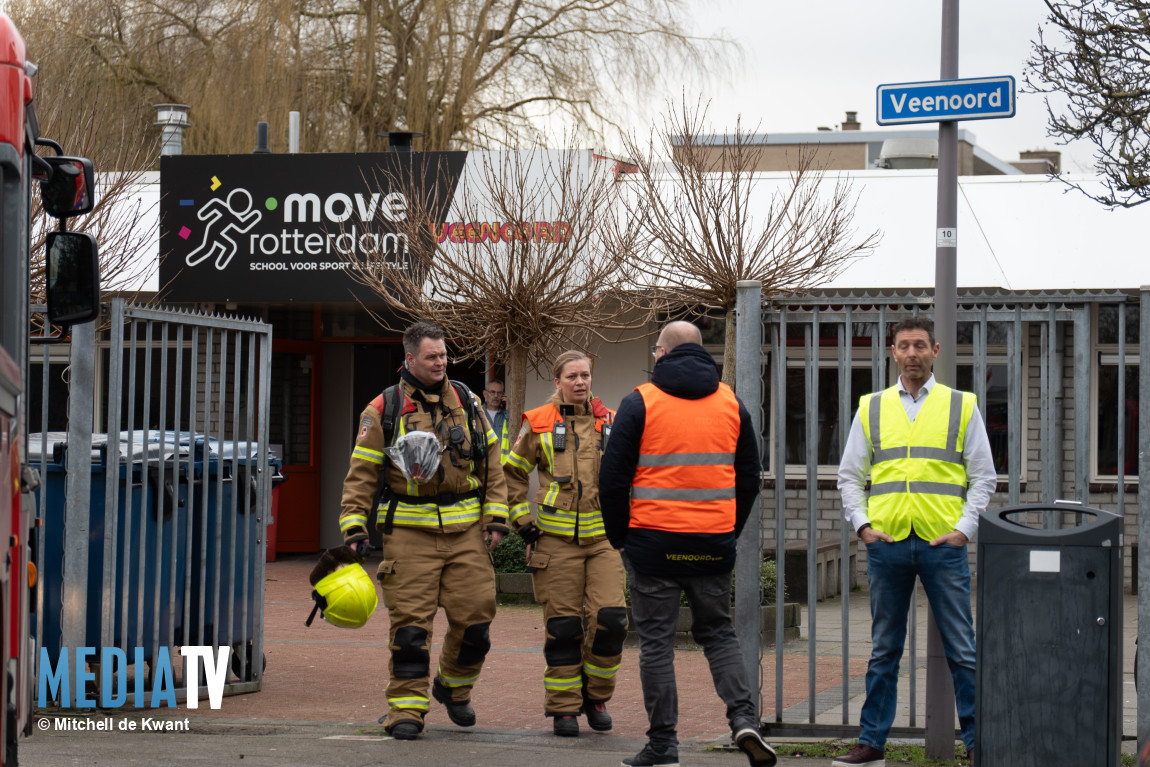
584,700,612,731
553,714,579,737
730,716,777,767
431,676,476,727
621,743,679,767
387,720,422,741
831,743,885,766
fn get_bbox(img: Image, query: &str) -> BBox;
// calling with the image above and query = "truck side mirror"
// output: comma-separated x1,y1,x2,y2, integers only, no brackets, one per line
38,156,95,218
46,231,100,325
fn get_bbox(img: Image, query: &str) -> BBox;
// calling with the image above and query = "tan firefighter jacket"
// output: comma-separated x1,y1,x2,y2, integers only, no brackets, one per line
503,392,614,544
339,376,509,542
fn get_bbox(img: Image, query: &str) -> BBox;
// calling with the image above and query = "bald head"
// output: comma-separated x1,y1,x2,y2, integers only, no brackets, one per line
656,321,702,353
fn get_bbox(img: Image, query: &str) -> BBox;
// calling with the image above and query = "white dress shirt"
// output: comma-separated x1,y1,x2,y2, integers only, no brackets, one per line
837,374,998,541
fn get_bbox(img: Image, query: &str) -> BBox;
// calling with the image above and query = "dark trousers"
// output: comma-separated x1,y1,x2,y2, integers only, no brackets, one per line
625,559,755,749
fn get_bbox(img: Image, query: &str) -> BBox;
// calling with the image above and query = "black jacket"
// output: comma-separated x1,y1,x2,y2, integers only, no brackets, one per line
598,343,761,577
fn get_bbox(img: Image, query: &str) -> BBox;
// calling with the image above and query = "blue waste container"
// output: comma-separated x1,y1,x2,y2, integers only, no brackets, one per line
33,433,193,663
187,440,273,681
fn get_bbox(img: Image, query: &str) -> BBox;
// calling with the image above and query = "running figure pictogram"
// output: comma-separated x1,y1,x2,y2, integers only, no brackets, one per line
185,188,261,270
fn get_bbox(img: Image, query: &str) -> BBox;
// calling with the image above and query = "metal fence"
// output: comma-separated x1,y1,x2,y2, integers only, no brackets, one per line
30,298,273,703
735,288,1143,739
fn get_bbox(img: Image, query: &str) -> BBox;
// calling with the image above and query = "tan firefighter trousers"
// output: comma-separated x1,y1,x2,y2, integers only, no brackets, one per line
529,535,627,715
377,525,497,728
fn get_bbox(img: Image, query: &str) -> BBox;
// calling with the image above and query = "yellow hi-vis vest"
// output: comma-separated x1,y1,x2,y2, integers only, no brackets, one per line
860,383,976,542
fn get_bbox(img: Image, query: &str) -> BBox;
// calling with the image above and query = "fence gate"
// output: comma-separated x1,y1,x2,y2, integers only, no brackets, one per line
31,298,273,704
755,289,1139,740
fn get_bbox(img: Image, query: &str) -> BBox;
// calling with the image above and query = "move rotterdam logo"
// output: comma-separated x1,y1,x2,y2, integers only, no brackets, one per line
39,646,231,710
159,151,470,302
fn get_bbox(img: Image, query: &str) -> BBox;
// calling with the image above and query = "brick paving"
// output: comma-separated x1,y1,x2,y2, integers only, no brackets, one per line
188,556,866,744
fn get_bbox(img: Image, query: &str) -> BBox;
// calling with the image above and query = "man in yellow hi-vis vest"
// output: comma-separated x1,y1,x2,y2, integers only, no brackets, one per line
833,317,997,767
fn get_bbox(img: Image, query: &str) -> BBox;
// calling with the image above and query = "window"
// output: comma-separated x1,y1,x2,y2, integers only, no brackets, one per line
100,347,197,433
956,364,1011,475
1095,304,1140,479
1096,364,1138,477
270,352,312,465
782,365,873,467
27,361,70,433
766,319,1021,479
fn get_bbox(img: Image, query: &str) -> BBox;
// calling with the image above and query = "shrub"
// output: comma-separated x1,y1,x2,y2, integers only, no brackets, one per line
491,533,528,573
758,559,781,604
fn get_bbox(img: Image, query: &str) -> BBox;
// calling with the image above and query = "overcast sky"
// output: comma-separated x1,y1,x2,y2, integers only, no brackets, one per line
656,0,1095,173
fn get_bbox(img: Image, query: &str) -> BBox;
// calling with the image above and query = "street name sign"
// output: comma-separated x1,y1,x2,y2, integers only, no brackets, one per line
876,76,1015,125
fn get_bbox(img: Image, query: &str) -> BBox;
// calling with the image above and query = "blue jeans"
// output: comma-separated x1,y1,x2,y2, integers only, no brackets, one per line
860,535,975,751
624,559,756,750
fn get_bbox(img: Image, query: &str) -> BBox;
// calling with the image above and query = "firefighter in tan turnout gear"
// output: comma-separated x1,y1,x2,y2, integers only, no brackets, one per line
503,350,627,737
339,321,509,741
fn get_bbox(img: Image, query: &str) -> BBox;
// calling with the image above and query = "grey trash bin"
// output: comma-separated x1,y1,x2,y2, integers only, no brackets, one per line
976,502,1122,767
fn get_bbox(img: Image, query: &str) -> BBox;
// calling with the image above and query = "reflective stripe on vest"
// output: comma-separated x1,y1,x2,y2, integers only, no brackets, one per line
630,382,740,534
860,383,975,542
535,505,607,537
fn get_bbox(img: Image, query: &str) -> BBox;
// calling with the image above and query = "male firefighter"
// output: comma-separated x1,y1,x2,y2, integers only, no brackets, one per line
339,320,509,741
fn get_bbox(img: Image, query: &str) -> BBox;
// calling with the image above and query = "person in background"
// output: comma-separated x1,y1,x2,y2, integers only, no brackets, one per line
483,379,511,464
599,321,777,767
504,350,627,737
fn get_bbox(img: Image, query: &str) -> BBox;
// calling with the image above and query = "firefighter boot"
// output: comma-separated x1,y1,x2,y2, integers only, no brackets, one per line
432,675,476,727
584,698,612,732
378,712,423,741
553,714,579,737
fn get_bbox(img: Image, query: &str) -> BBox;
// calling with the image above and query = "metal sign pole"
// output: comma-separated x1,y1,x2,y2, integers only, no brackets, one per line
927,0,960,759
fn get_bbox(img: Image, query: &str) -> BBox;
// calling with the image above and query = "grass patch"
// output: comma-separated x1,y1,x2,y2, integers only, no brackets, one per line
772,741,970,766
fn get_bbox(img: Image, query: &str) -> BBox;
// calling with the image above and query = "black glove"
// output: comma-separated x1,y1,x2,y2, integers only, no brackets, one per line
484,522,510,538
518,522,541,546
346,537,371,560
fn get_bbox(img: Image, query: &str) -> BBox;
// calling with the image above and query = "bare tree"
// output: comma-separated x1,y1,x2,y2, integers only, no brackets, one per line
336,147,656,429
26,86,162,321
4,4,164,314
1026,0,1150,207
619,99,881,384
12,0,731,155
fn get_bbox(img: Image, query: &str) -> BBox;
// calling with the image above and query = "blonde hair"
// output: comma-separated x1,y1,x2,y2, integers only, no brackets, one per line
552,350,591,380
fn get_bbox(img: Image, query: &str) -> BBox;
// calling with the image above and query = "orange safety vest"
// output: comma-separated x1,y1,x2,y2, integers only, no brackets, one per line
629,382,741,534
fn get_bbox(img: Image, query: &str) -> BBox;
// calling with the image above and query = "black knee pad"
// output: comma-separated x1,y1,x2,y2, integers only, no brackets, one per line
456,621,492,667
544,616,584,667
392,626,430,678
590,606,628,657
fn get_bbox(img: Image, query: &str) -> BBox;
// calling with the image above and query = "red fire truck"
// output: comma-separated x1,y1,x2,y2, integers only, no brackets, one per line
1,12,100,764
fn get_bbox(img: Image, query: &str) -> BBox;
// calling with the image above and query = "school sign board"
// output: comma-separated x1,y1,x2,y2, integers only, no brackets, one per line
159,151,594,303
876,76,1015,126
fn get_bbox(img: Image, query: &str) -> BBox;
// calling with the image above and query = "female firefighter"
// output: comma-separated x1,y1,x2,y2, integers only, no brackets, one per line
503,350,627,738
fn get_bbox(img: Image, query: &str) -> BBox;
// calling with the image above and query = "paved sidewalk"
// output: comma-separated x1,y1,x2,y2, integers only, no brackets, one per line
176,556,852,741
21,554,1141,765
